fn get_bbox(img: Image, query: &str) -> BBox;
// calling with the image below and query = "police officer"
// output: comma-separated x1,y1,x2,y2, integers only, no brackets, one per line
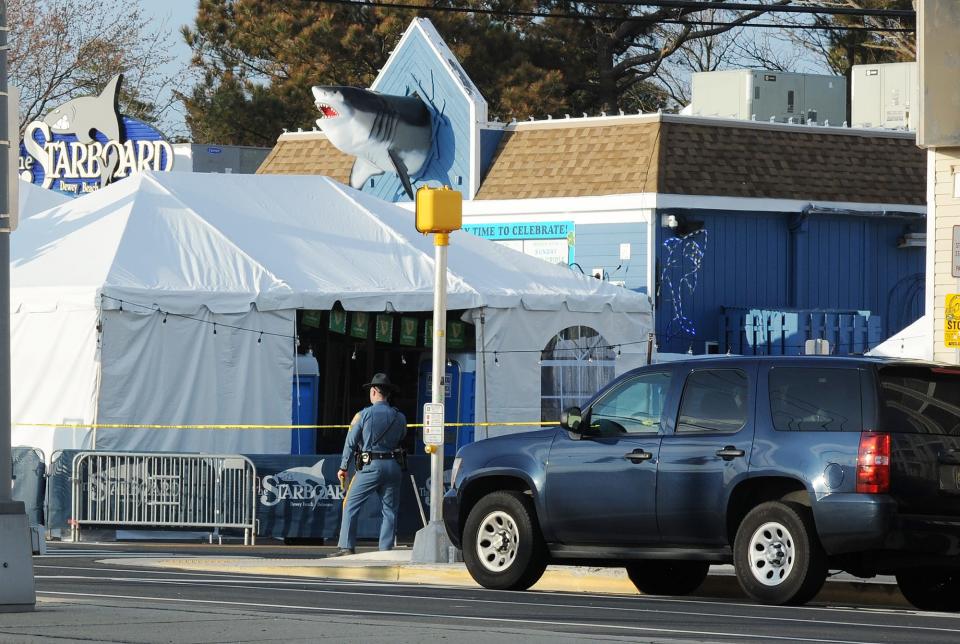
333,373,407,555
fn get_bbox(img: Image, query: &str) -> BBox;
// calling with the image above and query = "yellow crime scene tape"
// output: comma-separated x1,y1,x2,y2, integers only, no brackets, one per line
13,421,554,430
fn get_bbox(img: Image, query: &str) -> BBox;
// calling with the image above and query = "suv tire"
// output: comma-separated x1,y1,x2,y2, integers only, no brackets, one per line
896,569,960,612
733,501,827,606
626,560,710,596
462,490,547,590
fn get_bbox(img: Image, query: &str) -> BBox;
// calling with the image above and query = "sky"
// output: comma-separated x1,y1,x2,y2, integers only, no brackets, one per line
142,0,199,138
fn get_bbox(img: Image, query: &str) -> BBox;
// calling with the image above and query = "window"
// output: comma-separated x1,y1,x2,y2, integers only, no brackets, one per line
787,90,795,114
677,369,748,433
589,372,671,435
754,86,760,100
879,366,960,436
769,368,862,432
540,326,615,422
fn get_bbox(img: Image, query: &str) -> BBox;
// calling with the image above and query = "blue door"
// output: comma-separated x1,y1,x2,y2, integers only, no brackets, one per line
656,366,757,546
544,371,672,545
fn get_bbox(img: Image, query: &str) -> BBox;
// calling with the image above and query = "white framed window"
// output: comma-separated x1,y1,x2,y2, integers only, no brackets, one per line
540,326,616,422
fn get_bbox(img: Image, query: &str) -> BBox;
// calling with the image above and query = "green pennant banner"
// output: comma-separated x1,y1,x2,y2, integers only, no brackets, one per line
375,314,394,343
301,310,322,328
350,312,369,339
328,309,347,334
399,317,418,346
448,321,467,349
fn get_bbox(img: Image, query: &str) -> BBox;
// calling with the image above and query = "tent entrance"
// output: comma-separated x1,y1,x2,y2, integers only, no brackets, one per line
295,308,473,455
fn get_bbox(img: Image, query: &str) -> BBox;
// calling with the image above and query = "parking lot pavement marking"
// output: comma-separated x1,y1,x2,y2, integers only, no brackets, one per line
35,590,884,644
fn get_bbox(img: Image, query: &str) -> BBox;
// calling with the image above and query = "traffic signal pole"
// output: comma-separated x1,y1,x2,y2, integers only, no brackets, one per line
412,187,460,564
0,0,37,612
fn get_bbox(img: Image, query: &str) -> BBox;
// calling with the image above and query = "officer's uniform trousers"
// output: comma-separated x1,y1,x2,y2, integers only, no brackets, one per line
338,401,407,551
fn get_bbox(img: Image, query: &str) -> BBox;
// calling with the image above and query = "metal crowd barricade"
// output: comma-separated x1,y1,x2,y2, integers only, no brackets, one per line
70,452,257,545
12,446,46,527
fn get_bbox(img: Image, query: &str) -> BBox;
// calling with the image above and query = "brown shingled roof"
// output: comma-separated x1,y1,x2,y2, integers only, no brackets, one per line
257,133,353,184
477,117,924,205
258,116,925,205
656,121,925,205
476,122,663,199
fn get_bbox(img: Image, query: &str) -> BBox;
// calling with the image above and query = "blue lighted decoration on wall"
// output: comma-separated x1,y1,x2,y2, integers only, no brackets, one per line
660,229,708,345
18,74,174,197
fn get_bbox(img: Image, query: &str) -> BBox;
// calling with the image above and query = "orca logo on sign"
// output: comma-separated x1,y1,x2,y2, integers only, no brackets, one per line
19,74,174,196
259,459,346,509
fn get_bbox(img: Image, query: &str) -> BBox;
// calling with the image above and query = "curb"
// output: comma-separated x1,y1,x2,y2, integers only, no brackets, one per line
124,558,911,608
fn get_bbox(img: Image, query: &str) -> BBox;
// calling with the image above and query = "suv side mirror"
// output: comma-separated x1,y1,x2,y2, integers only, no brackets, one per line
560,406,584,432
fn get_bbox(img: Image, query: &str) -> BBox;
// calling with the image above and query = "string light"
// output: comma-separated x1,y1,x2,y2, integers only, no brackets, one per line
213,323,217,335
101,294,902,357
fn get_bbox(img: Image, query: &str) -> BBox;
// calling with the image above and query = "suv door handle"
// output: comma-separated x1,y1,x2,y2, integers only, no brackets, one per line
716,446,745,460
624,449,653,463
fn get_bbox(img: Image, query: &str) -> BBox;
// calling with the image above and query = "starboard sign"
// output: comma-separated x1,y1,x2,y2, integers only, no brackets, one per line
19,74,174,196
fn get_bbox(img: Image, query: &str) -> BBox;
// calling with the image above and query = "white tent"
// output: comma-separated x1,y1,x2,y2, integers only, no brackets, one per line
18,180,71,221
866,315,932,361
11,171,652,457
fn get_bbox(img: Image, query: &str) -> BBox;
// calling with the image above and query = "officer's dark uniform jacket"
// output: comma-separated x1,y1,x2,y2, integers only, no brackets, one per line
339,401,406,470
338,400,407,551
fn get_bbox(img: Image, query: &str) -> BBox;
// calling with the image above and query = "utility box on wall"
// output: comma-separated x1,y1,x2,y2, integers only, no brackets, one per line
691,70,846,125
851,62,918,130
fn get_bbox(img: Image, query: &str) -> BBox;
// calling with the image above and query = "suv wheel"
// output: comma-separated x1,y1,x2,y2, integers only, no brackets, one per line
626,561,710,596
896,569,960,612
733,501,827,606
462,490,547,590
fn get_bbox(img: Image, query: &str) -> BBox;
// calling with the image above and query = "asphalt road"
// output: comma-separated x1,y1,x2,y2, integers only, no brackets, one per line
4,543,959,643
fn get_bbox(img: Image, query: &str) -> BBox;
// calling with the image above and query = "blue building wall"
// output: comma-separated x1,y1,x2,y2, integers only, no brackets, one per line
655,208,924,354
480,128,505,179
575,222,649,292
367,28,476,202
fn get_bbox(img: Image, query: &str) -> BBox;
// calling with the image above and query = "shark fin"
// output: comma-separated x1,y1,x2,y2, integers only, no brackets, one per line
387,149,415,200
95,74,125,148
350,158,383,190
100,74,123,103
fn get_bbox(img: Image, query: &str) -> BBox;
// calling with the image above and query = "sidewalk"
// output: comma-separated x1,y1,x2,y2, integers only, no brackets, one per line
104,549,912,608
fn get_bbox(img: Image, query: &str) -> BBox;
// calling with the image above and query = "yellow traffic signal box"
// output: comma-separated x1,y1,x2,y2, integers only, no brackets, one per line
415,186,462,234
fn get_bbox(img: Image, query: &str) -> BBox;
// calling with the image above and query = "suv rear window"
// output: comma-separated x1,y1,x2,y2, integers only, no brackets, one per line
879,366,960,436
769,367,862,432
677,369,748,433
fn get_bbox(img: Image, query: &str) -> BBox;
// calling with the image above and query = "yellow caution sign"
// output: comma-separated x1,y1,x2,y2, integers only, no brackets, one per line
946,294,960,348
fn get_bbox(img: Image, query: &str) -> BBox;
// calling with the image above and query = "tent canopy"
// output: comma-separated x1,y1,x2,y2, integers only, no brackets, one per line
18,180,71,222
12,171,650,316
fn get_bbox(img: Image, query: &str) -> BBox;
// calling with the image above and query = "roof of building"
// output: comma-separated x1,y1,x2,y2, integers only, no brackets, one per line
258,114,926,206
257,131,353,184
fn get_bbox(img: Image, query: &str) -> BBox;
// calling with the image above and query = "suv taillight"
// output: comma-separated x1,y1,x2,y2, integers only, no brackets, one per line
856,432,891,494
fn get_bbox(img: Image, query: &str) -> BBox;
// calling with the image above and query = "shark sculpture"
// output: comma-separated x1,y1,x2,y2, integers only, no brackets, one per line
42,74,125,187
311,85,433,200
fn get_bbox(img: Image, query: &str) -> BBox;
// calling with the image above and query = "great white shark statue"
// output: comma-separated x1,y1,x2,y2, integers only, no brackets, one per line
311,86,432,200
42,74,125,187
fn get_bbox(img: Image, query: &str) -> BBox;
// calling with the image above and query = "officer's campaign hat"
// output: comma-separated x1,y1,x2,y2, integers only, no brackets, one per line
362,372,398,392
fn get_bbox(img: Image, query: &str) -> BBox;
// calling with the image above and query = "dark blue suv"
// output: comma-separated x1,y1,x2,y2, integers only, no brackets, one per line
443,356,960,609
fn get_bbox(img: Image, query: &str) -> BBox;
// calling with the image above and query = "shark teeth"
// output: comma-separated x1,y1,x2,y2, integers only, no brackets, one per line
315,102,339,119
